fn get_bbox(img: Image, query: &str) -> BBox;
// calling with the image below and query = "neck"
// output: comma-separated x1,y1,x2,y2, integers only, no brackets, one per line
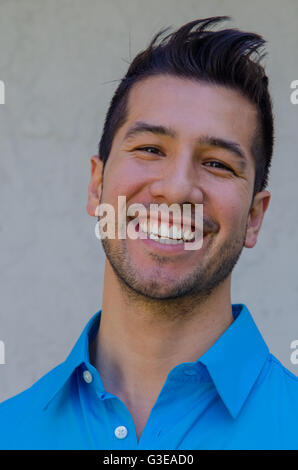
90,261,233,409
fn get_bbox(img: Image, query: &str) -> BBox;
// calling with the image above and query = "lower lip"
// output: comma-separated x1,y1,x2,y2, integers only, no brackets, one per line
134,224,203,255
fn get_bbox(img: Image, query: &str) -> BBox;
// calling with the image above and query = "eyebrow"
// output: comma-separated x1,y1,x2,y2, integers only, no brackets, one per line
124,121,176,141
123,121,247,163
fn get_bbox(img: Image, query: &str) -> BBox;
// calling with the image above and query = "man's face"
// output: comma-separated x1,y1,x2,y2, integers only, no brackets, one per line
91,75,269,300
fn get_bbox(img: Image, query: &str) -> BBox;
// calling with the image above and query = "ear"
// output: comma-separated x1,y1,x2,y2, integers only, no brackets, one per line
244,190,271,248
86,155,104,217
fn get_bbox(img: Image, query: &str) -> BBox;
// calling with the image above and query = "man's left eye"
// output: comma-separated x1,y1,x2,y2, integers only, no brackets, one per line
204,161,234,173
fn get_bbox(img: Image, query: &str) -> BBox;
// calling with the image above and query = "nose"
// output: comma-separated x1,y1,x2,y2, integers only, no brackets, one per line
149,154,204,206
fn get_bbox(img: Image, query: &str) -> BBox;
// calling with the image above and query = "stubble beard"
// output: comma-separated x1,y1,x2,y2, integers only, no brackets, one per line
100,223,246,320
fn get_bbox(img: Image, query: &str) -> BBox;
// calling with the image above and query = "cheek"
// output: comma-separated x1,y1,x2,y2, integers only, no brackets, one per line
103,159,151,203
209,189,249,235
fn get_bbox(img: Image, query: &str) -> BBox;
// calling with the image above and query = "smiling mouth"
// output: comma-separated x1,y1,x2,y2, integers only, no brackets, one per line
137,222,186,244
130,212,202,243
123,202,209,250
134,222,210,256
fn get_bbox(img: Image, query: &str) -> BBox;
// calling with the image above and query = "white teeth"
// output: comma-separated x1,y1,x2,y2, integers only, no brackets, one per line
170,225,182,239
157,237,184,245
183,229,193,241
149,232,159,241
160,223,169,238
138,219,195,242
150,220,159,234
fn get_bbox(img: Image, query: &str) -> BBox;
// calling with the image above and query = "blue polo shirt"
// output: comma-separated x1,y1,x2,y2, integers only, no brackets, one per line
0,304,298,450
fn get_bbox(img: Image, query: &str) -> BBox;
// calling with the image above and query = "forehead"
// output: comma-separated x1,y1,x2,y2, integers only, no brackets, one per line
120,75,258,152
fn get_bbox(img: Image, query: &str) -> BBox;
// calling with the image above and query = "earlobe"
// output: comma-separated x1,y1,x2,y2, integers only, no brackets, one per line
244,190,271,249
86,155,104,217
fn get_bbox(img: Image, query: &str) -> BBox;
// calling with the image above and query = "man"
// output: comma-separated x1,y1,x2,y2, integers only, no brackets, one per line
0,16,297,450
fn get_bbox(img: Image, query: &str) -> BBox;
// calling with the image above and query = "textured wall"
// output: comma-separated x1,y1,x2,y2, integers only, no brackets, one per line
0,0,298,402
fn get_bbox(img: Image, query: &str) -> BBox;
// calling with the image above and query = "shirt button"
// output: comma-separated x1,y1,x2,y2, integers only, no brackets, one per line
83,370,93,383
114,425,128,439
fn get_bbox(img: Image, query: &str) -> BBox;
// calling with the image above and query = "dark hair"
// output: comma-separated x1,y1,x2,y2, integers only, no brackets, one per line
98,16,274,196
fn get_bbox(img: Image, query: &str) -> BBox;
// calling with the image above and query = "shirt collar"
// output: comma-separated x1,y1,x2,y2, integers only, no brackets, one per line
199,304,269,418
41,310,101,410
42,304,269,418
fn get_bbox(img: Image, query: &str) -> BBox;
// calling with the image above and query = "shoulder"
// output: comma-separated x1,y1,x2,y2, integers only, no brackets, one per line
0,361,65,409
255,353,298,419
234,353,298,448
264,353,298,387
0,361,66,449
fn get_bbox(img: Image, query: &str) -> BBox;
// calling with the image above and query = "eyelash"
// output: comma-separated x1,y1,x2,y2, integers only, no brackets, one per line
135,146,162,155
134,147,235,174
204,161,235,173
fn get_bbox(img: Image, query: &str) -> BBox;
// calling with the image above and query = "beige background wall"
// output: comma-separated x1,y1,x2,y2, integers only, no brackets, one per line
0,0,298,401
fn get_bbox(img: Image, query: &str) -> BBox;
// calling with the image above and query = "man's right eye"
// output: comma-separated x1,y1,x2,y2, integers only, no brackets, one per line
135,146,163,155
